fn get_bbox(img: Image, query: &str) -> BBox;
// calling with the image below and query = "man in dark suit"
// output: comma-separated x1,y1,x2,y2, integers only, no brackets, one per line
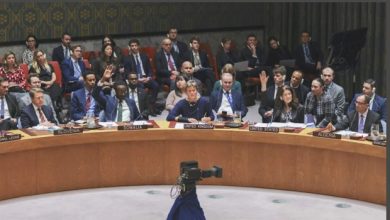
348,78,387,122
293,31,324,87
126,72,151,119
183,36,216,96
167,27,188,62
124,39,160,115
20,88,57,128
0,77,20,130
61,45,86,93
287,70,309,105
52,32,72,64
328,94,381,133
70,71,100,121
155,38,181,89
210,72,247,120
258,66,288,123
93,69,141,122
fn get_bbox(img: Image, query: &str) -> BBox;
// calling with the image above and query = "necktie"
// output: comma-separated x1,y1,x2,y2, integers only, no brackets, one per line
131,90,135,100
65,48,70,59
173,43,179,53
135,55,142,78
225,91,232,106
358,114,364,133
167,54,176,71
85,92,92,112
117,101,123,122
0,97,4,118
194,53,201,67
303,44,313,64
37,108,46,123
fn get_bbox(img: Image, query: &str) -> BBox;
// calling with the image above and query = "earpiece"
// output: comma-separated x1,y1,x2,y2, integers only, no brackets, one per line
43,53,47,59
282,75,286,81
277,41,280,46
166,34,169,38
221,42,224,47
189,43,193,48
373,87,376,93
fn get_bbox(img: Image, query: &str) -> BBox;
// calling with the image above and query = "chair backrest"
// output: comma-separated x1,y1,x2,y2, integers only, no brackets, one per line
83,59,92,70
48,61,62,87
199,42,218,80
122,47,130,57
140,47,158,79
19,63,30,90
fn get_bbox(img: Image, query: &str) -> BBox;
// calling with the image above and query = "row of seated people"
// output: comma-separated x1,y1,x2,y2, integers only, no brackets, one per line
0,60,386,135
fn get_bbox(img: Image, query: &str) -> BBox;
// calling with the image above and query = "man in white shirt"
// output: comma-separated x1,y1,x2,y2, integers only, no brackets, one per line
0,77,20,130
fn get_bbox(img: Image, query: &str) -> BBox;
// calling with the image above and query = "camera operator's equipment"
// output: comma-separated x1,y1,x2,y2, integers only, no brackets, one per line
167,161,222,220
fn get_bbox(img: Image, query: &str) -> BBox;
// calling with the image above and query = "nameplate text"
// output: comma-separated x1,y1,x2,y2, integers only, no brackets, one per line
312,131,341,139
184,124,214,129
249,126,279,133
54,128,84,135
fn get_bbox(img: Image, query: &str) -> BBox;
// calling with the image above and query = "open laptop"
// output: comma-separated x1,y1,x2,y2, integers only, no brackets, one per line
279,59,296,68
233,60,249,72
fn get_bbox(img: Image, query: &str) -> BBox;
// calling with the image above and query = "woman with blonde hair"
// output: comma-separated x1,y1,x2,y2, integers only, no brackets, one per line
29,49,62,108
0,51,27,93
212,63,242,93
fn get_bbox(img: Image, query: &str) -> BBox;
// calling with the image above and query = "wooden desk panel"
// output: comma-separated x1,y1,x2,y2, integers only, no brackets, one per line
0,129,385,205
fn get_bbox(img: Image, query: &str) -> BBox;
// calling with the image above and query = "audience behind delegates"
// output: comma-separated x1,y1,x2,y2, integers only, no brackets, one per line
167,80,214,123
19,74,59,124
0,51,27,93
258,66,288,123
216,37,240,74
165,75,188,111
93,69,141,122
126,72,150,119
123,39,160,115
0,77,20,130
70,71,100,121
265,36,292,68
102,35,123,63
20,88,57,128
213,63,242,93
210,72,247,121
304,78,336,128
52,32,72,64
179,61,202,93
22,34,39,65
92,43,125,82
321,67,345,120
327,94,381,133
273,85,304,123
293,31,323,87
29,49,62,109
183,36,215,96
61,45,86,93
167,27,189,62
348,78,387,122
236,33,266,93
155,38,181,90
287,70,309,105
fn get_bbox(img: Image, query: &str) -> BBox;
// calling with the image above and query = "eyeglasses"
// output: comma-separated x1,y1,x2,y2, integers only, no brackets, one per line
355,101,368,105
27,40,35,42
129,78,137,80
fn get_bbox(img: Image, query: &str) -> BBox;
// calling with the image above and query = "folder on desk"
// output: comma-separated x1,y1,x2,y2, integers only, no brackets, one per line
233,61,249,72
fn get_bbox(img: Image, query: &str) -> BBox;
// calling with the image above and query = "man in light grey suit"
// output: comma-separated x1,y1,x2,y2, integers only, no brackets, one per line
322,67,345,119
18,74,59,124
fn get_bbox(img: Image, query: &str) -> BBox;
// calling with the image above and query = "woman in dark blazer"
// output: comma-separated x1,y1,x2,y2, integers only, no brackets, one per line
273,85,304,123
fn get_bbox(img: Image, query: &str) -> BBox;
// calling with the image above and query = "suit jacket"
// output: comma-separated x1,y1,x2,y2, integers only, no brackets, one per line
20,104,57,128
123,53,153,78
171,40,188,62
259,85,286,122
273,105,305,123
209,89,248,117
126,84,149,118
155,50,181,79
61,57,86,84
240,46,265,68
348,93,387,122
70,88,101,121
266,46,291,67
294,41,324,68
216,50,239,73
325,82,345,118
52,45,68,64
183,50,211,69
19,93,58,123
335,110,380,133
4,94,20,118
93,86,141,122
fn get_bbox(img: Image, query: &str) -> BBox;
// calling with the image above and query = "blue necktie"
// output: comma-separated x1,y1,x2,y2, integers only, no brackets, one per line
0,97,4,118
135,55,142,78
303,44,313,64
225,91,232,107
358,114,364,133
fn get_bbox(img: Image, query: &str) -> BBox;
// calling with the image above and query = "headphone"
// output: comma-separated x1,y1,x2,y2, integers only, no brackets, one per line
220,42,224,47
189,42,193,48
166,34,169,38
282,74,286,81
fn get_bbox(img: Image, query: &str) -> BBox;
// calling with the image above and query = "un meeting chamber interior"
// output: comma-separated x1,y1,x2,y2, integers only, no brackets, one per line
0,2,388,220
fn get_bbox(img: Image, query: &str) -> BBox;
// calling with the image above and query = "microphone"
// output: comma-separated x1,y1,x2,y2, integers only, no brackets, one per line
267,109,274,127
348,111,358,132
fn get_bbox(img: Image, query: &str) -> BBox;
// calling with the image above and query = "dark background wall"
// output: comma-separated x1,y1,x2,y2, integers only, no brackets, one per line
0,2,385,98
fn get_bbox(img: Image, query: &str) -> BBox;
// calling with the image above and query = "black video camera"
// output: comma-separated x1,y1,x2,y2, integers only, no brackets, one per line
179,160,222,195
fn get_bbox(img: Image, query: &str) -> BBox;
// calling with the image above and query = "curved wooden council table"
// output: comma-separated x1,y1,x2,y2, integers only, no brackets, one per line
0,125,386,205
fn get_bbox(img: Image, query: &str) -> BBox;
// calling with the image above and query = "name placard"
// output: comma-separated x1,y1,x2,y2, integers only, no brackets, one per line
0,134,21,142
183,124,214,129
117,125,148,130
312,131,341,139
249,126,279,133
373,140,386,147
54,128,84,135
